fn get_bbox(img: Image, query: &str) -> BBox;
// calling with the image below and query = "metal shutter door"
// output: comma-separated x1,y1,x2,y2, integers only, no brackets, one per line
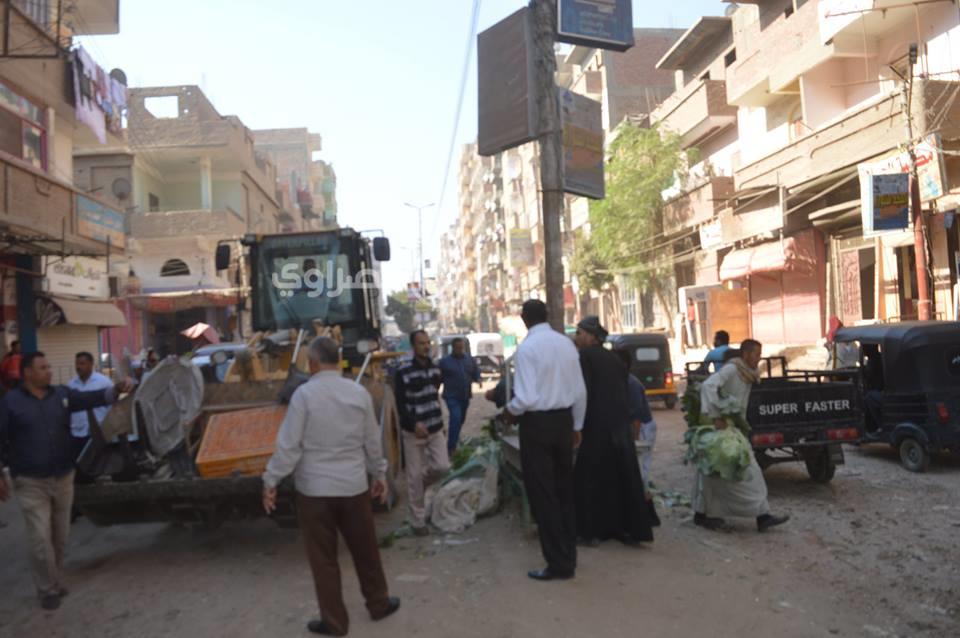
37,325,100,385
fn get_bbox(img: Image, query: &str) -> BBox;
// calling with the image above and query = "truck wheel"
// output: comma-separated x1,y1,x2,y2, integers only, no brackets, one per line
664,396,677,410
899,437,930,473
804,448,836,483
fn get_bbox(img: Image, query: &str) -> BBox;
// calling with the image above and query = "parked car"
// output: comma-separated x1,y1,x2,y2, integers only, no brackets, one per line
607,332,678,409
190,343,250,384
467,332,504,376
835,321,960,472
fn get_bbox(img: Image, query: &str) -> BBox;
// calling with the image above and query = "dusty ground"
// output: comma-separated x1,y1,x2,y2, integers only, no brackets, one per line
1,380,958,638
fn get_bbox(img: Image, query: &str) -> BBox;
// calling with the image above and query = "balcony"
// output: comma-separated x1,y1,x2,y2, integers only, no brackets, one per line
0,153,124,254
663,176,734,235
735,82,959,191
727,0,874,107
652,79,737,148
129,208,247,240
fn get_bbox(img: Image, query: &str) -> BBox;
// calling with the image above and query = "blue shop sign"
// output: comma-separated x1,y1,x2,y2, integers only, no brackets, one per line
77,195,125,249
558,0,634,52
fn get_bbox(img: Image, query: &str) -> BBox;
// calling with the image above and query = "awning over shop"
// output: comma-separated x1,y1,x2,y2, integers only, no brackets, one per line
35,295,127,327
719,233,817,281
129,288,241,314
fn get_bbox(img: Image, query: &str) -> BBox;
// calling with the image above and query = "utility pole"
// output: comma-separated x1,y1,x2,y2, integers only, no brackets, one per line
904,44,933,320
404,202,434,299
531,0,566,332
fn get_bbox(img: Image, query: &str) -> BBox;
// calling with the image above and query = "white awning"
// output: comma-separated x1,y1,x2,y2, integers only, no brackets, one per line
37,295,126,327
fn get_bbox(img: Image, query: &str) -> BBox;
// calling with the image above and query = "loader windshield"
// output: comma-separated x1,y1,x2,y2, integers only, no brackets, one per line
250,233,364,331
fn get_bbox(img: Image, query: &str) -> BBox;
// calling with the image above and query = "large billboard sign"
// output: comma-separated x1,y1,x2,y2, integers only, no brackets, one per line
478,8,538,157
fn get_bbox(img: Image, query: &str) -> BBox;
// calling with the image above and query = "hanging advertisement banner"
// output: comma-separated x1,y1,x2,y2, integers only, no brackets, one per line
558,0,635,52
477,8,538,157
863,173,910,233
560,89,604,199
509,229,535,267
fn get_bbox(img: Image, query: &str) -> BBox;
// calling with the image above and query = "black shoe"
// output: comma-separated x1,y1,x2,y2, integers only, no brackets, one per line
694,513,726,530
757,513,790,532
371,597,400,621
528,567,574,581
306,620,343,635
40,594,61,611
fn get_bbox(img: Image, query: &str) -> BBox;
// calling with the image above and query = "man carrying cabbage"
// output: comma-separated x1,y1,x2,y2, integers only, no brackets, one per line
691,339,790,532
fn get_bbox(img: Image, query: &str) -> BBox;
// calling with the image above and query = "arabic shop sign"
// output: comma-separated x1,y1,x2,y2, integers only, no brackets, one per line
77,195,125,249
558,0,634,52
42,256,109,299
560,89,604,200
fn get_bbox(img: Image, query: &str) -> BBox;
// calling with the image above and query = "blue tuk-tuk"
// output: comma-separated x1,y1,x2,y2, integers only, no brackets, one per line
835,321,960,472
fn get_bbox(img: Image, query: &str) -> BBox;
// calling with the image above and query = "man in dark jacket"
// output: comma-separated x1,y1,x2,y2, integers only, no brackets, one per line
437,337,481,454
393,330,449,535
573,317,655,547
0,352,130,610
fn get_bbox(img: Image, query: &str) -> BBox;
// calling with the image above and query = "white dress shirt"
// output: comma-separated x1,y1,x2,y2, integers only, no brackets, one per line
507,323,588,431
67,371,113,437
263,370,387,497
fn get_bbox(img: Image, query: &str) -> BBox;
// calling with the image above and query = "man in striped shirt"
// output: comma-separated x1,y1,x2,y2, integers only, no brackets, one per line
394,330,450,535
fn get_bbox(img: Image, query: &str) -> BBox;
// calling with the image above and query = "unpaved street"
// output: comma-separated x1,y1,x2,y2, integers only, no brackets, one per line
1,383,958,638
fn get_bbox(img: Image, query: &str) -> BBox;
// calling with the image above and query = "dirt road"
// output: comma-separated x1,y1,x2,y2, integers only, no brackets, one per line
1,384,958,638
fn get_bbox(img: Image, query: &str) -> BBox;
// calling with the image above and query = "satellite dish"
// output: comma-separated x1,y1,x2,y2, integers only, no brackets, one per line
112,177,132,201
725,3,740,16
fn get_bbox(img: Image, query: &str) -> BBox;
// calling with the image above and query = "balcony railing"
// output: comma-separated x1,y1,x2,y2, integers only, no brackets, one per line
663,175,734,235
0,153,124,253
734,82,959,191
652,79,736,148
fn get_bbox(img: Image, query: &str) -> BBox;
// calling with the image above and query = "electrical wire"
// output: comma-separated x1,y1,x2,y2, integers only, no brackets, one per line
431,0,482,242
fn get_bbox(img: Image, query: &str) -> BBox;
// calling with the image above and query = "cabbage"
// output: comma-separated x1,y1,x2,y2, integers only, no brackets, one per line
684,425,752,482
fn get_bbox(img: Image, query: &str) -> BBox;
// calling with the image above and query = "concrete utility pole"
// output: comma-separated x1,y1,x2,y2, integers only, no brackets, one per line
904,45,933,321
531,0,566,332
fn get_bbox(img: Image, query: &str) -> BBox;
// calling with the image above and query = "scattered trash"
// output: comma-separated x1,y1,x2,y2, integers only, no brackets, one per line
653,490,691,509
932,505,950,511
433,537,479,547
430,441,500,533
920,604,948,616
395,573,430,584
863,625,891,637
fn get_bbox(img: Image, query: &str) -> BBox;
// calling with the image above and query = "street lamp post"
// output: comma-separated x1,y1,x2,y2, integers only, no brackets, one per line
403,202,434,297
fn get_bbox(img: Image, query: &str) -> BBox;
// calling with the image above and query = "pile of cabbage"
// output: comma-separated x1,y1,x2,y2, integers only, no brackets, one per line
683,390,753,482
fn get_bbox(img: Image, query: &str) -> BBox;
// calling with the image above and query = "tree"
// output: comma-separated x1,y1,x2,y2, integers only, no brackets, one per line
588,123,689,320
385,290,432,334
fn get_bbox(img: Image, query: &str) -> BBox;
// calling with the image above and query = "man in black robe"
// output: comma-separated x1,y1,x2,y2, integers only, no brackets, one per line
573,316,655,546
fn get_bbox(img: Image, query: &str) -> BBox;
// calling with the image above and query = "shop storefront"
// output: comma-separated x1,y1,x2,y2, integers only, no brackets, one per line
719,230,826,345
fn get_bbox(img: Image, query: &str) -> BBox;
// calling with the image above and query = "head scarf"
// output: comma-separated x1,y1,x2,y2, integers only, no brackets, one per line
577,316,608,342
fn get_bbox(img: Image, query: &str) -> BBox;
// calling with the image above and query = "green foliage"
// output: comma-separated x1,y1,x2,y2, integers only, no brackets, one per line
384,290,431,334
570,230,612,292
587,123,686,295
684,426,753,482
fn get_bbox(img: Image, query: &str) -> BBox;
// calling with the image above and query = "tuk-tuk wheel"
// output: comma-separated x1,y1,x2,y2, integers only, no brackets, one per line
803,448,836,483
664,396,678,410
899,437,930,473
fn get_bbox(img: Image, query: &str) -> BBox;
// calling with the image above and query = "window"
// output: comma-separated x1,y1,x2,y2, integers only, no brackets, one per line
160,259,191,277
724,49,737,67
144,96,180,119
0,80,46,170
148,193,160,212
620,280,637,329
700,71,711,82
634,347,662,362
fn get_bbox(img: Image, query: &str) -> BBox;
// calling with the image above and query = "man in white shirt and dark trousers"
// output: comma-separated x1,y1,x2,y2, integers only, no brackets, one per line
262,337,400,636
504,300,587,581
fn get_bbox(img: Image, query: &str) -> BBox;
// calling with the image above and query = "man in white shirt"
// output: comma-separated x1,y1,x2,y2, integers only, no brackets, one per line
67,352,113,449
262,337,400,636
504,300,587,581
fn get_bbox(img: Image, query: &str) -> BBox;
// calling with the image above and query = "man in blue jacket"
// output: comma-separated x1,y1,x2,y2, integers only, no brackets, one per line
0,351,130,610
437,337,480,454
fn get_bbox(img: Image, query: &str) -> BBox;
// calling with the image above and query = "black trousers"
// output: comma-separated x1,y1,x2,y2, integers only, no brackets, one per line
519,409,577,575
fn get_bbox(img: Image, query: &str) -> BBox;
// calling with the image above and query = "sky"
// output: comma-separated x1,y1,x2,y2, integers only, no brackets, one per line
82,0,726,295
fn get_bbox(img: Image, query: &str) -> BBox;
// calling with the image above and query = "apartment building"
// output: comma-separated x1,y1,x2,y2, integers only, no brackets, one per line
75,85,281,355
254,128,337,231
0,0,129,382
